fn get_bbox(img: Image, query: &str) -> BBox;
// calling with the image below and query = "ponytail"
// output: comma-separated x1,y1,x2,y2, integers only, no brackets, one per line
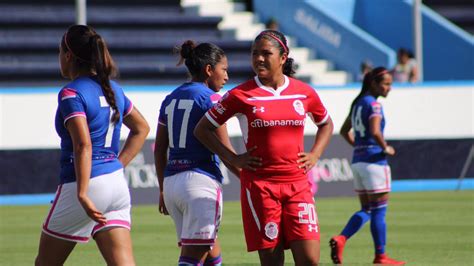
174,39,226,80
90,35,120,124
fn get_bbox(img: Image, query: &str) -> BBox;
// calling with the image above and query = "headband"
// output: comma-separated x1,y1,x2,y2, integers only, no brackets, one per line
374,69,389,77
64,32,91,63
259,32,288,54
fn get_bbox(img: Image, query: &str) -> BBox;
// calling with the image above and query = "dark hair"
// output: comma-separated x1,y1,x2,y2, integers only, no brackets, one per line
175,40,226,80
397,48,413,58
61,25,120,124
349,66,389,115
254,30,296,77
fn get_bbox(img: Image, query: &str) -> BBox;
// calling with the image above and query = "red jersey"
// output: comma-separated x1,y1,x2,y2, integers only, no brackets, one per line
205,76,330,182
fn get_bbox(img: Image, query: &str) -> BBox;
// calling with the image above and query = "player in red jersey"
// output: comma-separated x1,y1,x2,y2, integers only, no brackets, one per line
195,30,333,266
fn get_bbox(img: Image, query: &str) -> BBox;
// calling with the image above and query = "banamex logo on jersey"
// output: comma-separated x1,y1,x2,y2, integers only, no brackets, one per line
250,119,305,128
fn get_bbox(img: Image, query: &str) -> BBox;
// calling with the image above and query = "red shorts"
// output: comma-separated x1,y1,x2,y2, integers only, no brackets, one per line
240,176,320,252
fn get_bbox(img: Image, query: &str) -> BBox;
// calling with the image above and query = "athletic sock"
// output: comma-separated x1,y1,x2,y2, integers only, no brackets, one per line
340,205,371,239
370,200,388,255
204,254,222,266
178,256,202,266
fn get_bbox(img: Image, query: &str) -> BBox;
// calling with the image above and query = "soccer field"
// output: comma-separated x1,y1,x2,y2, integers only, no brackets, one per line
1,191,473,265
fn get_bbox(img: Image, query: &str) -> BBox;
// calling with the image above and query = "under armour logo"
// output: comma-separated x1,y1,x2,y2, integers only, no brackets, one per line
253,106,265,113
308,224,318,232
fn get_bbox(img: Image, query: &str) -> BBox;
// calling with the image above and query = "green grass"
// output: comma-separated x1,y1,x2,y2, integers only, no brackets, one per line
1,191,473,265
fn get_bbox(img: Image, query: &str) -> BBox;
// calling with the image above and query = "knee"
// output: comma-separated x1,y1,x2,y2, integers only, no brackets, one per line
259,249,284,266
294,255,319,266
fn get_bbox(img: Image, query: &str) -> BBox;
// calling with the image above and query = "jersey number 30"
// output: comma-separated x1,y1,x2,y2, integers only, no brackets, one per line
165,99,194,148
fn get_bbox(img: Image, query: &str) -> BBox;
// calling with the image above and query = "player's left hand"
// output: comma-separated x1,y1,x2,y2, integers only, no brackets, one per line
297,152,319,173
158,192,169,215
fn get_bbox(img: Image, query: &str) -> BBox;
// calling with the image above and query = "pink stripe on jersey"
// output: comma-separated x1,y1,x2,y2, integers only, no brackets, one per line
92,219,131,235
64,112,86,124
124,102,134,117
60,88,77,101
210,94,222,104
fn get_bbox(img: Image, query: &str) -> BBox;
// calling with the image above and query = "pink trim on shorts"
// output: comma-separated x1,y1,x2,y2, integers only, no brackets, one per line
92,219,131,235
355,187,391,194
384,166,391,190
213,187,222,233
181,238,216,245
44,184,62,228
42,226,89,242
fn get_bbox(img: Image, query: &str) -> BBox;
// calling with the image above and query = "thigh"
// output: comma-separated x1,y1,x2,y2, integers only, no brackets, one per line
35,232,76,266
94,227,135,266
289,239,320,266
240,178,283,252
282,180,320,247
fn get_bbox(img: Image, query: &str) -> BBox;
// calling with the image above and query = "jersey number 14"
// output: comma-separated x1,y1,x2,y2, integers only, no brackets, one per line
352,106,366,137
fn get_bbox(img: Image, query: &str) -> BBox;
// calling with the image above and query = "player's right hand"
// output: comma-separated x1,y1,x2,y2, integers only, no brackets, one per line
78,196,107,225
159,192,169,215
234,146,262,171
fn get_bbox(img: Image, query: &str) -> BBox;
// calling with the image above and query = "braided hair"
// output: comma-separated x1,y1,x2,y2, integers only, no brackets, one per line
61,25,120,124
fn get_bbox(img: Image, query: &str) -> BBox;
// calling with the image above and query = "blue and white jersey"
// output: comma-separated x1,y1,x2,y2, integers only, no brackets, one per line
55,76,133,184
351,94,387,165
158,82,224,183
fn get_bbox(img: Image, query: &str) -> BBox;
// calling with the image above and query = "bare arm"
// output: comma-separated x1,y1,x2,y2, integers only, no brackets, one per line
154,123,169,215
409,62,419,83
369,116,395,155
119,107,150,167
194,116,261,171
297,117,334,173
215,123,241,178
67,117,106,224
340,115,355,146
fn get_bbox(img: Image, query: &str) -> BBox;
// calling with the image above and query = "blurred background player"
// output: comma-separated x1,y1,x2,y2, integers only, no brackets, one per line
35,25,150,266
391,48,419,83
154,40,240,266
330,67,405,265
195,30,334,266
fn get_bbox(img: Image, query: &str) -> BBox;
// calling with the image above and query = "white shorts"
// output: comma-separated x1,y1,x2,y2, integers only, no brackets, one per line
42,169,131,243
351,162,391,194
163,171,222,246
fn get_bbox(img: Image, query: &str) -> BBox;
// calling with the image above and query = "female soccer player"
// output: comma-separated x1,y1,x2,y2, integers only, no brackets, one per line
194,30,334,266
154,40,241,266
35,25,150,266
330,67,405,265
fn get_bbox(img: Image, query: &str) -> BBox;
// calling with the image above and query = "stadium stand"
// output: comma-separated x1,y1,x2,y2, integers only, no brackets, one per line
0,0,255,86
0,0,350,87
424,0,474,35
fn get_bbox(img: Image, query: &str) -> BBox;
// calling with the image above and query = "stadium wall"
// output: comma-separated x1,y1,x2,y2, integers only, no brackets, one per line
254,0,474,81
0,82,473,205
